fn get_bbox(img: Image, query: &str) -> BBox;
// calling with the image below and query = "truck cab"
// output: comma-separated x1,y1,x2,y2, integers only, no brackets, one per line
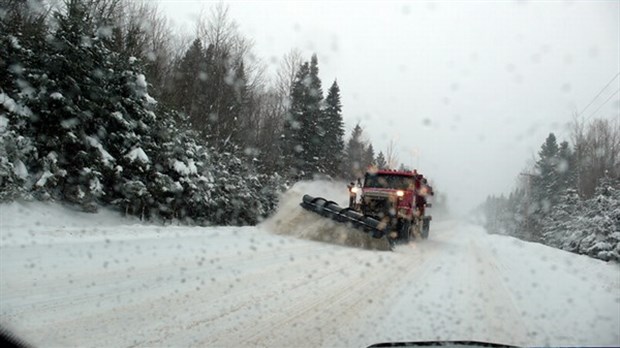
359,169,432,242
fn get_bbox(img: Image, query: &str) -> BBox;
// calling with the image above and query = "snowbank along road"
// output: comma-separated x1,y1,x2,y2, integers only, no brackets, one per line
1,181,619,347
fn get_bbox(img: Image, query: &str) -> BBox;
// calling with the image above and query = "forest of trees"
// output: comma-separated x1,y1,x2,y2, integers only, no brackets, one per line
480,118,620,262
0,0,405,224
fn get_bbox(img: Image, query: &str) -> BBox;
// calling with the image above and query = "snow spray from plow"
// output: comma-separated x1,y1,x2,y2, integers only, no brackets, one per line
261,181,392,251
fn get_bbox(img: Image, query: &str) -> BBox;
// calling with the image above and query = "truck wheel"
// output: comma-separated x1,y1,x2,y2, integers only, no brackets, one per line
421,218,430,239
399,220,411,244
411,220,421,240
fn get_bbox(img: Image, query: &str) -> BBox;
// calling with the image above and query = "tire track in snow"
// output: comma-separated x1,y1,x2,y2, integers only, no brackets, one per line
469,241,531,346
132,258,354,347
218,240,446,347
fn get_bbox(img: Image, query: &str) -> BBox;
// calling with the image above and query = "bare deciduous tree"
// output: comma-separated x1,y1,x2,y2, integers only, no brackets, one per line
275,49,303,103
571,116,620,197
386,139,399,170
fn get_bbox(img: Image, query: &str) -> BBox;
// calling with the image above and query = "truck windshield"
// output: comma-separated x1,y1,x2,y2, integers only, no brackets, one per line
364,174,415,190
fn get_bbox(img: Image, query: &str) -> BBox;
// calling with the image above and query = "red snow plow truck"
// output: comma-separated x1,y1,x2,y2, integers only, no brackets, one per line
300,169,433,249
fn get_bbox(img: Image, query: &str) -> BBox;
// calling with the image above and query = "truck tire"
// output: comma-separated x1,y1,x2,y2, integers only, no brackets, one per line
421,218,430,239
399,220,411,244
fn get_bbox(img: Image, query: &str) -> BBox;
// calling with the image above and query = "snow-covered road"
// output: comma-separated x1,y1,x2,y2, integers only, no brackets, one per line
1,186,619,347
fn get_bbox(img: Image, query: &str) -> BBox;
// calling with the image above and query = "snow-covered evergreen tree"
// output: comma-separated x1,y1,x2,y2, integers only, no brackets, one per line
375,151,387,169
0,0,286,226
281,61,310,178
542,188,581,248
343,123,366,179
0,0,48,201
556,141,575,191
170,38,210,132
321,80,345,178
507,188,531,240
533,134,560,211
301,54,324,176
0,115,33,201
364,143,376,170
570,176,620,261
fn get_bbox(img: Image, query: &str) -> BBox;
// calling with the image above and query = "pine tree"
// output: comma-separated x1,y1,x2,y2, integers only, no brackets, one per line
0,0,288,225
302,54,324,175
171,38,210,132
398,163,411,171
364,143,376,170
229,61,251,147
0,0,48,91
528,133,560,241
281,62,310,178
556,140,576,192
0,121,33,201
255,90,286,175
203,45,246,149
507,188,529,239
343,123,366,179
280,54,326,179
3,0,159,213
322,80,345,177
576,175,620,261
541,188,581,248
533,133,560,207
26,0,112,207
375,151,387,169
0,1,47,201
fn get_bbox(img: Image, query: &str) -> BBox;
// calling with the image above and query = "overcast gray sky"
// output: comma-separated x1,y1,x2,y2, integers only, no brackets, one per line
157,0,619,215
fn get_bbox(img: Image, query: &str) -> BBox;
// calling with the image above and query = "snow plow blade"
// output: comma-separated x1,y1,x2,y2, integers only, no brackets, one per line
300,194,393,249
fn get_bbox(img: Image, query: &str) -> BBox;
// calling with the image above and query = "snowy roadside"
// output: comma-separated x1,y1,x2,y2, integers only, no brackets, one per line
2,201,162,246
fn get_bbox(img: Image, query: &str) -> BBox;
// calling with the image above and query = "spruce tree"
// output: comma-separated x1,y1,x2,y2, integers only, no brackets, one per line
322,80,345,177
528,133,560,240
533,133,560,207
541,188,581,248
376,151,387,169
577,176,620,261
303,54,324,175
171,38,209,132
229,61,251,148
28,0,111,207
202,46,246,149
281,62,310,178
0,0,47,201
343,123,365,179
364,143,376,170
280,55,326,179
557,140,575,191
0,0,287,224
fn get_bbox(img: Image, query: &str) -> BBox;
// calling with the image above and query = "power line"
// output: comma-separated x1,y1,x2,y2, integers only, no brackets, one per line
578,72,620,117
586,86,620,120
